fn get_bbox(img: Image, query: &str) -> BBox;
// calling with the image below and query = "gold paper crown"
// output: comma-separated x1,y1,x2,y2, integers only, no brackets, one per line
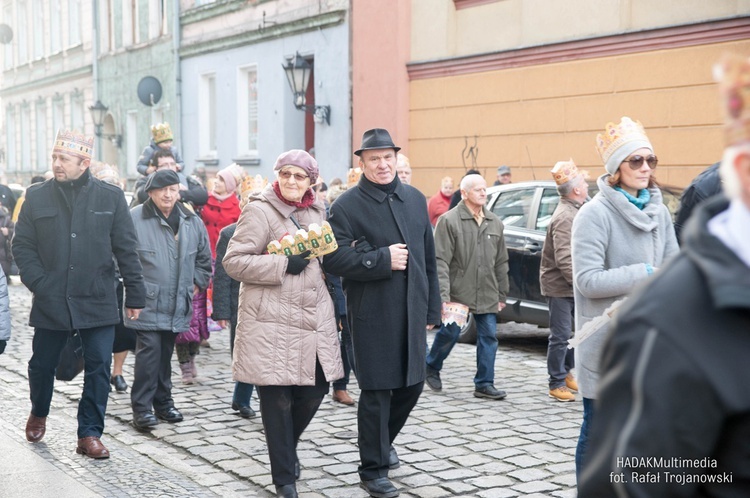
714,54,750,146
266,221,338,259
150,122,173,144
550,159,580,186
347,167,362,186
89,161,120,186
595,117,649,164
53,129,94,161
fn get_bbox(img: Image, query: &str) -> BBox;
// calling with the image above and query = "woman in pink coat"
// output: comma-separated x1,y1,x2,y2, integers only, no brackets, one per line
223,150,343,498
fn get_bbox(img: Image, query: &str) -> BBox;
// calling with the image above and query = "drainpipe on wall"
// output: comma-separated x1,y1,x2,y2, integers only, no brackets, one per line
91,0,101,160
173,0,181,155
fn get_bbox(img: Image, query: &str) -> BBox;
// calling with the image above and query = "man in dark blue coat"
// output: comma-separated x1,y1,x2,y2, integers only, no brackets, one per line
13,130,146,459
324,128,441,498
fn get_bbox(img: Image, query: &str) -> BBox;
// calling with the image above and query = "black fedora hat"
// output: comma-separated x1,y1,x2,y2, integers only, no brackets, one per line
354,128,401,156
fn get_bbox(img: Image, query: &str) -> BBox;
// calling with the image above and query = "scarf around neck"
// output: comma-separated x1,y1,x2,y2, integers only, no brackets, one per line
272,180,316,209
614,186,651,210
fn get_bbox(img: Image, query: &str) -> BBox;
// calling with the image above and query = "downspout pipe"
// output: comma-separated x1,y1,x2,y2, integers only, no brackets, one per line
173,0,182,168
91,0,101,160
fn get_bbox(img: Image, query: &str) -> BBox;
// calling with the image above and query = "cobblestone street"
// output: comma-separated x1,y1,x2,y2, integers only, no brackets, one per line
0,278,580,497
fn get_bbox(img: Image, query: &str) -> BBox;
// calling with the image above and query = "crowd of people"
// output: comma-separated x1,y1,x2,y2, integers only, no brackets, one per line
0,53,748,498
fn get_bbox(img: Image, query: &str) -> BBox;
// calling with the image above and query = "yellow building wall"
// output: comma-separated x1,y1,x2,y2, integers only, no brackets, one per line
409,40,749,194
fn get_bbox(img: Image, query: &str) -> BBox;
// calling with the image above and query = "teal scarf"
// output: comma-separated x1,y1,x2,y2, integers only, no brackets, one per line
614,186,650,210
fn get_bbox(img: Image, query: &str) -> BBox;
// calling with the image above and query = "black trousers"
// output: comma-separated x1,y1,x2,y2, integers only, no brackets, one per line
131,329,176,414
257,360,328,486
357,382,423,480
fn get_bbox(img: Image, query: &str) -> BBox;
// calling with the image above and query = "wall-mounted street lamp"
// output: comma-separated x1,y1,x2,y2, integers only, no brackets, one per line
88,100,122,148
282,52,330,125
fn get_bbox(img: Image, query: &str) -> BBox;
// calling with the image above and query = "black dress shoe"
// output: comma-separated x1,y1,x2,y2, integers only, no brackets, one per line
133,412,158,430
275,484,298,498
110,375,128,393
155,407,184,423
360,477,400,498
231,402,256,418
388,445,400,469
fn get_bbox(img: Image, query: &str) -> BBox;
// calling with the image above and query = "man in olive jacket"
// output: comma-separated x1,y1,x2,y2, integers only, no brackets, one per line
324,129,441,498
13,130,146,458
425,174,510,400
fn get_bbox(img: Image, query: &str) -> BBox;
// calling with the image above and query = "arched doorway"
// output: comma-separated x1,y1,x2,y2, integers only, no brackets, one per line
102,114,119,167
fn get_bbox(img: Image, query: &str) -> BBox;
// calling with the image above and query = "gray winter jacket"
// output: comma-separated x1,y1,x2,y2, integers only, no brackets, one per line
126,200,212,333
571,174,679,399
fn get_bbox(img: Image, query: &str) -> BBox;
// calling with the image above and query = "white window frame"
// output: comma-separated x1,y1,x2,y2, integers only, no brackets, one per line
35,100,47,171
5,106,16,173
149,0,167,39
17,0,27,64
126,110,138,177
198,72,217,158
32,0,43,60
122,0,139,47
3,2,13,69
20,105,31,171
236,64,259,158
68,0,81,47
49,0,61,54
52,98,65,136
71,93,84,132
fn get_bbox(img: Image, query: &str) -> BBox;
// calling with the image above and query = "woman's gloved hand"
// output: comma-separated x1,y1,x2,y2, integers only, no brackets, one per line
285,250,312,275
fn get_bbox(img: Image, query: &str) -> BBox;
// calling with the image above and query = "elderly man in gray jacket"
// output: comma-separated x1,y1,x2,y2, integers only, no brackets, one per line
425,174,510,400
126,169,212,430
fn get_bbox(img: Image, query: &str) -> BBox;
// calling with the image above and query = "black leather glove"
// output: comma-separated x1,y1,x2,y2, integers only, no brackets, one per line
286,250,312,275
0,340,6,355
353,236,375,253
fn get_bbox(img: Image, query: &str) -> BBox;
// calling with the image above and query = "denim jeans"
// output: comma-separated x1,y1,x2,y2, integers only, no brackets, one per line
233,381,255,407
546,297,575,389
28,326,114,438
427,312,498,388
576,397,595,482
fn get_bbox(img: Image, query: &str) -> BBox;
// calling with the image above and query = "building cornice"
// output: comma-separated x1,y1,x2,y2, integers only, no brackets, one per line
407,17,750,80
0,64,93,98
180,0,248,26
179,9,346,59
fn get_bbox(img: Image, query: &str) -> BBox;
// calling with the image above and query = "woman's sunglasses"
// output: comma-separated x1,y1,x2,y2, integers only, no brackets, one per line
622,155,658,170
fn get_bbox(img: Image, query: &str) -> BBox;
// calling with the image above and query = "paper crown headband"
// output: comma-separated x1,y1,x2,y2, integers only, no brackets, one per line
714,54,750,147
550,159,581,186
595,117,653,175
89,161,120,186
151,122,173,144
53,129,94,161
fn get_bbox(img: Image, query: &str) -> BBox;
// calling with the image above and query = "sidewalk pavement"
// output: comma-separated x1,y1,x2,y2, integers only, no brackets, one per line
0,278,581,497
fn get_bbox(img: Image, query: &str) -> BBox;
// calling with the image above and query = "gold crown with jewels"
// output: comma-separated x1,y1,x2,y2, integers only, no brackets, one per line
714,54,750,146
53,129,94,161
550,159,581,186
595,117,649,165
150,122,173,144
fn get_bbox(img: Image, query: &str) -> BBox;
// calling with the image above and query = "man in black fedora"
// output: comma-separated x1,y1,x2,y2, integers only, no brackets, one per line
325,128,442,498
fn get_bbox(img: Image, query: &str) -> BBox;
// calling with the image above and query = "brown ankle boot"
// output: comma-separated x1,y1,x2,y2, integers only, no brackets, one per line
26,413,47,443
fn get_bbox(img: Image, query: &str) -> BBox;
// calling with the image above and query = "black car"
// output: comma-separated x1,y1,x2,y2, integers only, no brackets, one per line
458,180,682,343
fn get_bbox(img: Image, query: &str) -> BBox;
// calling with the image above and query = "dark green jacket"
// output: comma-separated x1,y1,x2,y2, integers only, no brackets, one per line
434,200,509,314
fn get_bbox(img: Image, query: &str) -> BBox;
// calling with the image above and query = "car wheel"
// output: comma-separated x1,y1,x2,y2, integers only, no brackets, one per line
457,313,477,344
